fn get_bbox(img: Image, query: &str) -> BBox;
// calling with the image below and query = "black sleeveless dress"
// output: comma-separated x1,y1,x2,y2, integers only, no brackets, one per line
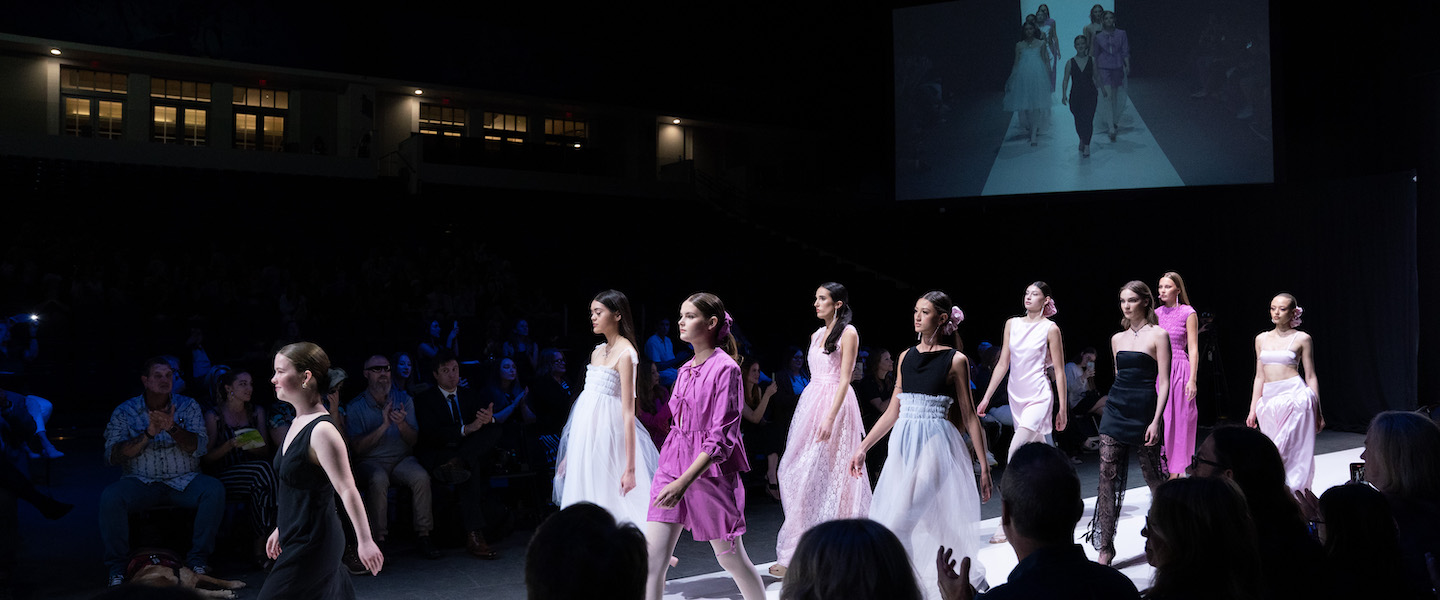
259,415,354,600
1100,351,1158,445
900,346,955,396
1068,56,1098,142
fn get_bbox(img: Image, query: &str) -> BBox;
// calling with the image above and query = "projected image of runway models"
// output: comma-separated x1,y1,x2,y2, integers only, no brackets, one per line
893,0,1274,200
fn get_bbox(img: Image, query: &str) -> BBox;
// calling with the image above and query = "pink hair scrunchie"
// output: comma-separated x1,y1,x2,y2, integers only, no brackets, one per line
1042,297,1058,318
717,311,734,340
941,306,965,335
1290,306,1303,328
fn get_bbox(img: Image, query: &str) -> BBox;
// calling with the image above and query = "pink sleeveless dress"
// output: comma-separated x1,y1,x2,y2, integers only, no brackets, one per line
774,325,872,565
1156,304,1197,474
1008,319,1055,434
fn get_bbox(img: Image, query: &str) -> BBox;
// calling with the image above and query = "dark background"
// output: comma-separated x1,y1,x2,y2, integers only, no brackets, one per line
0,0,1434,432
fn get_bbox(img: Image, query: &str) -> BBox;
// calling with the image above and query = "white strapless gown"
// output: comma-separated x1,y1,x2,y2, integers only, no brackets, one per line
553,358,660,525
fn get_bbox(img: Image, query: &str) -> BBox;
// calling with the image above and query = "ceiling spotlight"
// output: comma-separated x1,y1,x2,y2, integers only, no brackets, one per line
573,143,582,149
49,48,61,56
672,118,681,125
414,89,423,95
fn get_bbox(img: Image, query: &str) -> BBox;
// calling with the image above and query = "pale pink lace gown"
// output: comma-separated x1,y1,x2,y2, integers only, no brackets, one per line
774,325,872,565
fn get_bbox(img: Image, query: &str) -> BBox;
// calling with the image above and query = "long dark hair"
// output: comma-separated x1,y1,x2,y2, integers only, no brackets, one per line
1021,19,1039,42
819,282,852,355
686,292,738,361
594,289,639,351
213,366,251,416
1147,478,1264,600
1208,426,1305,530
780,519,923,600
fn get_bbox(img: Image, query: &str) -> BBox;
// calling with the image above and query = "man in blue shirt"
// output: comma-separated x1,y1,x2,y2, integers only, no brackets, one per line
99,357,224,586
938,443,1140,600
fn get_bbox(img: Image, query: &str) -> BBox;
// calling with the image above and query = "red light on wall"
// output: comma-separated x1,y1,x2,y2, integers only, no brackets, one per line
259,79,267,87
442,98,451,105
565,111,573,118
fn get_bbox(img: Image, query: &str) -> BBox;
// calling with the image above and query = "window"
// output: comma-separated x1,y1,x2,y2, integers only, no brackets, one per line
482,111,526,144
61,67,127,139
153,107,207,146
151,78,211,102
62,67,128,94
151,78,211,145
420,104,465,137
233,87,288,151
544,118,587,147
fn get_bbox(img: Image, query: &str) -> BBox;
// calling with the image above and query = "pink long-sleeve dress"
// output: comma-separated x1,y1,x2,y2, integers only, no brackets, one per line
774,325,872,565
647,350,750,542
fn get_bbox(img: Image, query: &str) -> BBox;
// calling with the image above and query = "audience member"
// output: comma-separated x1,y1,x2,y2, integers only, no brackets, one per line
525,502,646,600
1142,477,1263,600
528,348,573,449
0,317,63,459
200,368,278,565
644,318,681,387
853,347,895,430
1063,347,1105,417
1,386,71,518
780,346,810,395
938,442,1139,600
1356,411,1440,597
417,319,460,368
634,359,671,451
1188,426,1325,599
1056,347,1103,459
100,357,225,586
480,357,536,463
852,347,894,480
502,318,539,376
413,349,502,560
1,384,71,596
345,354,440,559
781,518,922,600
739,356,780,501
1312,483,1416,599
392,352,426,397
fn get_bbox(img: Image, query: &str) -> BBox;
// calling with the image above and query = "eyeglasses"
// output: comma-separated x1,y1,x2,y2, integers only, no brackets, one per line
1189,453,1225,471
365,365,391,373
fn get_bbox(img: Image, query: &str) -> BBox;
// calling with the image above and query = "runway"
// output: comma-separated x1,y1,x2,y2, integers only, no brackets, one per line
663,445,1362,599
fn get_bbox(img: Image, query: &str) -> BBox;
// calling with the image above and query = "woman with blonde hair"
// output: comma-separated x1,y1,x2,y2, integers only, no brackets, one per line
1155,272,1199,478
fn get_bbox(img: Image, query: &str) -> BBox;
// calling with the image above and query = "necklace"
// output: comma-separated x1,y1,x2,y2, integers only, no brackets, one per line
1130,323,1146,337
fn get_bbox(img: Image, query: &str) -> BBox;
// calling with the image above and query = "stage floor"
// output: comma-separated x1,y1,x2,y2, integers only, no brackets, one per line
667,442,1363,599
17,430,1363,600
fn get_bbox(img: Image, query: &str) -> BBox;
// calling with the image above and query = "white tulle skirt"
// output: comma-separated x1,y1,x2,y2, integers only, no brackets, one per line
553,383,660,525
870,393,987,598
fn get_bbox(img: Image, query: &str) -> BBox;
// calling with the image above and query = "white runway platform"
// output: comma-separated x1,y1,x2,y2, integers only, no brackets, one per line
663,446,1363,599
